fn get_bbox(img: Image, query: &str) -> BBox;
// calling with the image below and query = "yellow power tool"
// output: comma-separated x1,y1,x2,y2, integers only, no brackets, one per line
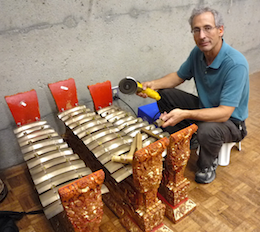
118,76,161,101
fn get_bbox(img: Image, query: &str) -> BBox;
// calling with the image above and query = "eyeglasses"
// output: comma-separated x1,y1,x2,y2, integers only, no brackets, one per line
191,26,217,35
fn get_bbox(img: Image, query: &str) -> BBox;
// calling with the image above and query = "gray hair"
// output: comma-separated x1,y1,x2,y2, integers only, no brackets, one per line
188,6,224,28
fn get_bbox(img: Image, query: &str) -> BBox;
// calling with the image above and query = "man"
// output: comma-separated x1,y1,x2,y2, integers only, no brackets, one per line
138,6,249,184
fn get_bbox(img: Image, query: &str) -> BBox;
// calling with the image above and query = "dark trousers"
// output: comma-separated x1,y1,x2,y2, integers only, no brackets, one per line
157,88,247,169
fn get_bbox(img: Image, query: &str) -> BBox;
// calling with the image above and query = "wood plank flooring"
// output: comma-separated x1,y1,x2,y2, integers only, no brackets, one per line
0,72,260,232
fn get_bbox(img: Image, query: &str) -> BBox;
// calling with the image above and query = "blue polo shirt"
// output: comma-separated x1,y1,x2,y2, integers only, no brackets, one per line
177,39,249,121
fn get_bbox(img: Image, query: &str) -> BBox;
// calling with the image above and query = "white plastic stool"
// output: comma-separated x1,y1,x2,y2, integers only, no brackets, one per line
197,142,241,166
218,142,241,166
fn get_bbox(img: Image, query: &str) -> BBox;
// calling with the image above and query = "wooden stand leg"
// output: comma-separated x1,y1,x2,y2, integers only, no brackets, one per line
127,137,169,232
159,124,198,223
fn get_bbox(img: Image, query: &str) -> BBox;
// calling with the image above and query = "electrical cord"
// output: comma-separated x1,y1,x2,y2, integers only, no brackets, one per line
152,111,161,122
0,209,44,220
113,96,137,117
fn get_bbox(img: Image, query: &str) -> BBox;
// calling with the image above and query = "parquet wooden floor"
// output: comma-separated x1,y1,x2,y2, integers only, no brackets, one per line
1,72,260,232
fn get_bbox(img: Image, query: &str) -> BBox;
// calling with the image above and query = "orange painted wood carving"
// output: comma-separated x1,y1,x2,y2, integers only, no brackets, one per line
58,170,105,232
132,137,169,232
159,124,198,223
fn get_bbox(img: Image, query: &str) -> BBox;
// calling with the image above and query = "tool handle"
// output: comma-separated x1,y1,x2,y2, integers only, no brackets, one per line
112,155,132,164
137,82,161,101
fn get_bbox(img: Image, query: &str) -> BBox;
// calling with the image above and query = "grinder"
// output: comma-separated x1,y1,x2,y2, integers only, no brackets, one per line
118,76,161,101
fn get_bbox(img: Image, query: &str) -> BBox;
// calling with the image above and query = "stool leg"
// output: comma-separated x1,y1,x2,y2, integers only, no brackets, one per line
236,141,242,151
218,142,236,166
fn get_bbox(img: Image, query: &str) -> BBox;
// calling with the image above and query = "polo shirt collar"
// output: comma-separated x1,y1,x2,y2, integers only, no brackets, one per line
200,39,227,69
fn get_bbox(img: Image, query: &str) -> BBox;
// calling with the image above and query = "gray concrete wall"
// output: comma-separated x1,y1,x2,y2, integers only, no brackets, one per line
1,0,259,170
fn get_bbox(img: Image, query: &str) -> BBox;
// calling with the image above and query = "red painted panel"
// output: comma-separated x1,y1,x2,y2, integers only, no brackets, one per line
5,89,41,126
48,78,78,112
88,80,113,111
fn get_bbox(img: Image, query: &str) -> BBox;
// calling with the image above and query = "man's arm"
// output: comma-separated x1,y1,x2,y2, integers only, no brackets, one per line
160,105,235,128
137,72,184,98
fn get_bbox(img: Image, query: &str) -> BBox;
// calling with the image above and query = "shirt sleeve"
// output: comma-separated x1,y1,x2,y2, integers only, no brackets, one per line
220,64,248,107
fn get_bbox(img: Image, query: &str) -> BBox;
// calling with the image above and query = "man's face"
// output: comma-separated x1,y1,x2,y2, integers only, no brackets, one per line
191,12,224,53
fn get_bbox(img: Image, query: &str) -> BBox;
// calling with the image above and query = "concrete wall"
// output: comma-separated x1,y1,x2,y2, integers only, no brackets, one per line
1,0,259,170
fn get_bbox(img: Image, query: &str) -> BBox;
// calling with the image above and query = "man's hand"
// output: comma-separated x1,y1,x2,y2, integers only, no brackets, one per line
159,109,188,128
136,81,155,98
136,73,184,98
159,105,235,128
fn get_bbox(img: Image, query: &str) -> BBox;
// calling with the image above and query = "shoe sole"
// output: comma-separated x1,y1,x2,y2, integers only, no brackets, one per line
0,184,8,202
195,171,216,184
